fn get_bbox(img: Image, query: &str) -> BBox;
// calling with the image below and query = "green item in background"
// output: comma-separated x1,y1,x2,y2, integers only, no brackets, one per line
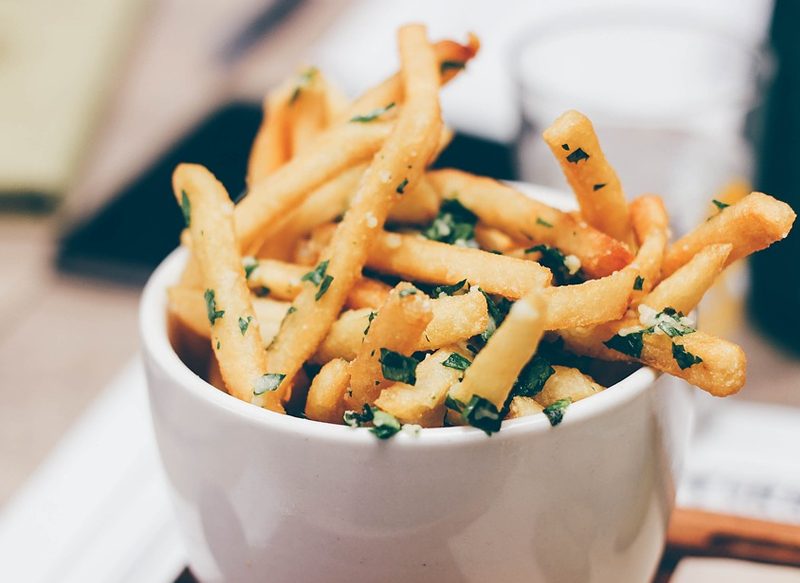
751,0,800,354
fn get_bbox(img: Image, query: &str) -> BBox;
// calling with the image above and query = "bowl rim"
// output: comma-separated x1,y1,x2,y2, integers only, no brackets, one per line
139,184,659,448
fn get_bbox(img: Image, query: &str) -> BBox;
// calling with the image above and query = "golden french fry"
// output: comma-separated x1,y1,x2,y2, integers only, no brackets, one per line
559,319,747,397
388,175,441,224
287,68,329,156
172,164,283,412
265,25,443,397
506,396,544,419
340,35,479,123
427,169,634,277
663,192,796,276
207,355,226,392
448,291,546,425
375,348,466,427
542,110,634,245
313,290,489,363
643,244,732,314
247,85,292,187
236,121,393,253
474,223,517,253
305,358,351,424
542,268,636,329
367,231,551,298
630,194,669,245
346,283,433,410
245,257,390,309
533,366,604,407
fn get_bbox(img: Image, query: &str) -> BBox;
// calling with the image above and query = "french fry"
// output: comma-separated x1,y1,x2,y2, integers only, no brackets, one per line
542,268,637,329
559,320,747,397
506,396,544,419
474,224,517,253
247,86,292,187
314,290,489,363
245,258,390,309
375,348,467,427
662,192,796,276
643,244,732,314
265,25,443,397
340,35,479,123
172,164,283,412
630,194,669,245
447,291,546,426
367,231,551,298
305,358,350,424
346,283,433,410
427,169,634,277
388,175,441,224
533,366,604,407
236,121,393,253
292,222,336,266
207,355,226,392
287,68,329,156
542,110,634,245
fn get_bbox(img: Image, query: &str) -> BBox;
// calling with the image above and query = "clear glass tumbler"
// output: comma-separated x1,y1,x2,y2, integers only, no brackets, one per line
513,10,770,234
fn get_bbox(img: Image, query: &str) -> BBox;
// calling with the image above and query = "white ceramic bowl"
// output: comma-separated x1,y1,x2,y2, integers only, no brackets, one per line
140,186,694,583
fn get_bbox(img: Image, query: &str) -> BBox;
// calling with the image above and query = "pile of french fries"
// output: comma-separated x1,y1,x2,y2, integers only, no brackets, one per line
167,25,796,437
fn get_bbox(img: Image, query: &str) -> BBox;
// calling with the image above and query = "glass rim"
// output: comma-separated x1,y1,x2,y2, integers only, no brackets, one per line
510,7,775,126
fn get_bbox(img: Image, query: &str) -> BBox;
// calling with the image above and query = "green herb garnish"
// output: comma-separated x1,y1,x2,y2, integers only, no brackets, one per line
593,183,606,191
287,306,297,315
432,279,467,297
289,67,317,104
604,330,646,358
370,409,402,439
180,190,191,227
301,259,329,286
343,404,374,427
396,177,409,194
440,60,466,73
204,289,225,325
652,307,696,337
442,353,471,371
349,102,395,123
463,395,502,435
238,316,253,335
633,275,644,291
423,199,477,245
315,274,333,300
364,310,377,335
543,398,571,426
561,143,570,151
525,244,582,285
398,287,417,298
566,148,590,163
255,286,271,297
511,355,554,398
712,199,730,211
536,217,553,228
379,348,418,384
242,256,258,279
672,343,703,369
253,373,285,395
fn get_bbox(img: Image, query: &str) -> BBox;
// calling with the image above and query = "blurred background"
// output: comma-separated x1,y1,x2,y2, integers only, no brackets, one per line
1,0,799,580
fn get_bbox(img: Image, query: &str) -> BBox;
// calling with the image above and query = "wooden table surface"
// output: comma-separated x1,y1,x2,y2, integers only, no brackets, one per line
1,0,799,511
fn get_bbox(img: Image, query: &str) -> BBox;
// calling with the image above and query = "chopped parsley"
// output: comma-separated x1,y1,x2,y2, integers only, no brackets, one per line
566,148,590,163
536,217,554,228
479,290,513,342
343,404,373,427
204,289,225,325
180,190,191,227
593,183,606,191
604,330,646,358
398,287,417,298
254,286,271,297
315,274,334,300
511,355,554,399
379,348,418,384
349,102,395,123
396,178,409,194
712,199,730,211
442,353,471,371
440,60,466,73
446,395,502,435
363,310,377,335
561,143,570,151
633,275,644,291
543,398,571,426
370,409,402,439
301,259,329,286
525,244,583,285
672,343,703,369
253,373,285,395
242,256,258,279
216,340,220,350
423,199,477,245
646,306,696,337
287,306,297,315
289,67,317,104
238,315,253,335
432,279,467,297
